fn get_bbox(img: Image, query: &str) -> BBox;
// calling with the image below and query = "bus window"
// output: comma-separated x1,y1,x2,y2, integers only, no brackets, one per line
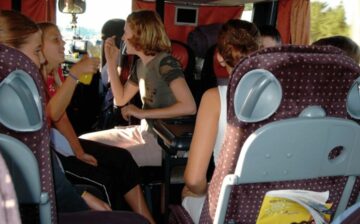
56,0,132,43
241,3,254,22
311,0,358,46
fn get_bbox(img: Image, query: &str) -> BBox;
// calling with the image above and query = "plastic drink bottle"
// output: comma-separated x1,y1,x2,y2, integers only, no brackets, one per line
79,42,101,85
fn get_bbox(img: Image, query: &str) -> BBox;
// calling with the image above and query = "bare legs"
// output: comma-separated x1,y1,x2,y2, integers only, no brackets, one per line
124,185,156,224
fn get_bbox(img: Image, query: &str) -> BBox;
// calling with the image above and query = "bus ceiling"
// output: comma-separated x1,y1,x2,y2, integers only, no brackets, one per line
151,0,277,6
147,0,278,25
146,0,278,26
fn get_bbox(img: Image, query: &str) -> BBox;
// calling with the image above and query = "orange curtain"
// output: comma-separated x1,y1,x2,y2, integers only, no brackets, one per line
277,0,292,44
134,0,155,10
290,0,310,45
22,0,56,22
0,0,56,22
277,0,310,45
0,0,11,10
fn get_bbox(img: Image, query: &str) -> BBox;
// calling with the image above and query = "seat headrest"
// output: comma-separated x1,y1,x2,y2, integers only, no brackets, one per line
0,70,42,132
234,69,282,122
171,41,189,70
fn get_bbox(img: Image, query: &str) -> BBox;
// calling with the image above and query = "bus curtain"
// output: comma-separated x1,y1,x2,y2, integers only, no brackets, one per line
0,1,11,10
0,0,56,23
277,0,310,45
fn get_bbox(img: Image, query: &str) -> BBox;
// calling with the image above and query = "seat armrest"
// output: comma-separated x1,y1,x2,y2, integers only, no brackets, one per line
153,118,195,155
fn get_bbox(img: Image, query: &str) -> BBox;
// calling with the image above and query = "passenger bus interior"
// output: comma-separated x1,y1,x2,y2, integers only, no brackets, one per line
1,0,360,223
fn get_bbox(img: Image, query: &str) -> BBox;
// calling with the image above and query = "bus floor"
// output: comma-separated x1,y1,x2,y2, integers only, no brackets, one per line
143,183,184,224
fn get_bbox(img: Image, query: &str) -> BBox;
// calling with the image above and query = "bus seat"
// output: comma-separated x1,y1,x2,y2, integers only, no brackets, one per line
0,151,21,224
0,67,52,223
168,45,360,223
200,45,360,223
0,44,58,223
170,40,200,105
171,40,191,71
214,108,360,223
0,134,51,224
187,23,223,58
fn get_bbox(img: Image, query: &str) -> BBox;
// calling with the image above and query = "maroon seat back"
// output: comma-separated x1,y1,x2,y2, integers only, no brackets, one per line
0,44,57,223
200,45,360,223
0,44,151,224
171,40,191,71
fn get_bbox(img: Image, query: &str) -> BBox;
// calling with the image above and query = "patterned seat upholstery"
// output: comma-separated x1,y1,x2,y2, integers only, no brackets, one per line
0,44,57,223
168,44,360,223
200,45,360,223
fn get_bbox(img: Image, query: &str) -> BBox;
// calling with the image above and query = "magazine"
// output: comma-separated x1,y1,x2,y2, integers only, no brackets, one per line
256,190,332,224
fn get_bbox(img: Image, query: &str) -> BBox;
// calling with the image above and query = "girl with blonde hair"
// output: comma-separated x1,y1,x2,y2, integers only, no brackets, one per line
80,10,197,167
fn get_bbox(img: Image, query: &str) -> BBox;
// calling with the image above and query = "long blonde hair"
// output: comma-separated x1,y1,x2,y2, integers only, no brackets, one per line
126,10,171,56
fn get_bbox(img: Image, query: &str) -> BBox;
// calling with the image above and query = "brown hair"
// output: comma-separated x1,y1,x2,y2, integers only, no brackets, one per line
217,19,261,67
126,10,171,56
37,22,58,36
312,36,360,64
0,10,39,49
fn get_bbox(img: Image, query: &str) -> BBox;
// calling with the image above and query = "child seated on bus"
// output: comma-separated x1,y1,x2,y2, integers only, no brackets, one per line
181,19,261,223
80,10,197,167
38,22,155,224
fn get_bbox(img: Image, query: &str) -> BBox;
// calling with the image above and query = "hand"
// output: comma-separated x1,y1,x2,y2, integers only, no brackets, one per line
121,104,143,121
82,191,112,211
70,55,100,78
77,152,98,167
104,36,120,67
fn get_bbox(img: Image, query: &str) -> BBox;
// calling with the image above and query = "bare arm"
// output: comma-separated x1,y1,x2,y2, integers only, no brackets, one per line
105,37,139,106
53,113,98,166
45,73,77,121
183,88,220,196
82,191,111,211
121,77,196,120
46,56,99,121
